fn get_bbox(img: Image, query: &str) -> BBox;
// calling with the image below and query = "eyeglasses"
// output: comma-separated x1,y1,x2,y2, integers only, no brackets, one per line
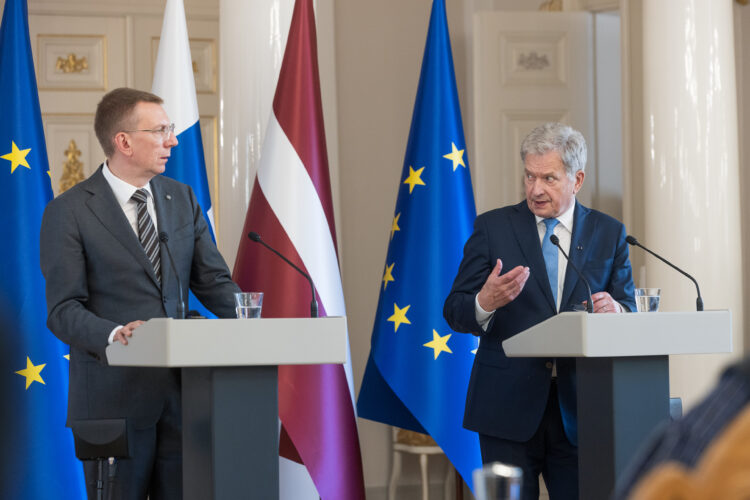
122,123,176,140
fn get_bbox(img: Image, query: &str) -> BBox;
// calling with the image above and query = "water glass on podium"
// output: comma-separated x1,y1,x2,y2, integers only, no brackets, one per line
634,288,660,312
234,292,263,318
473,462,523,500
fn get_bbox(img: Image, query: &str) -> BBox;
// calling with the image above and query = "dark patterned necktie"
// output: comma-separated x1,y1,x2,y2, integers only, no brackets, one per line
131,188,161,284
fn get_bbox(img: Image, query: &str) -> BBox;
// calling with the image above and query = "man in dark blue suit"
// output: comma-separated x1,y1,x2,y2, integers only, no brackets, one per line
444,123,635,500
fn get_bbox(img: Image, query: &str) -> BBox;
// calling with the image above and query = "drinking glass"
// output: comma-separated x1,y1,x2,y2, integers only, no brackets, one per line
634,288,661,312
473,462,523,500
234,292,263,318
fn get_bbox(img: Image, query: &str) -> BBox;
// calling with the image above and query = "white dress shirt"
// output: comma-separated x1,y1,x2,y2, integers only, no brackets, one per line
102,162,159,344
474,202,576,329
102,161,159,235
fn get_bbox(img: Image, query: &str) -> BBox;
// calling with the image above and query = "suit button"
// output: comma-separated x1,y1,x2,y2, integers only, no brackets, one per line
545,362,553,369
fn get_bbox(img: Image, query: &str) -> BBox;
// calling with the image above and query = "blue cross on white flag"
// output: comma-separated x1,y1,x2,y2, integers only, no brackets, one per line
152,0,214,236
152,0,217,318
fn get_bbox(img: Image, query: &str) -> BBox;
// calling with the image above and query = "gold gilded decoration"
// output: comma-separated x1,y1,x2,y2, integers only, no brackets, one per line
539,0,563,10
55,53,89,74
192,60,199,74
396,429,438,447
59,140,85,193
737,0,748,5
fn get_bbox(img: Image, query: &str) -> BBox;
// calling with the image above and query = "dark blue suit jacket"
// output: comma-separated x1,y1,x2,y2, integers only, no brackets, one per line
444,200,635,446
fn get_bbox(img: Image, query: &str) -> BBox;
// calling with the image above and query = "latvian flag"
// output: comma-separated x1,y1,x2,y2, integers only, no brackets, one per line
232,0,366,499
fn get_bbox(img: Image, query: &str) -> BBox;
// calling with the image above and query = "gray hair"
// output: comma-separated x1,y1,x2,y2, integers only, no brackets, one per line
520,122,587,177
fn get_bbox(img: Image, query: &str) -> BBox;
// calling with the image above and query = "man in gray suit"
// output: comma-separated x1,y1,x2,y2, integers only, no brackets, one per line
40,87,240,499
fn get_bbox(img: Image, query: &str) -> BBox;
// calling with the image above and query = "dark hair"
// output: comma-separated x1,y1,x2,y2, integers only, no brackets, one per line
94,87,163,157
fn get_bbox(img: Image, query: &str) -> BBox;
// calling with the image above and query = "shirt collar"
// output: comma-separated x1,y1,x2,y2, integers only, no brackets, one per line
534,200,576,233
102,160,153,206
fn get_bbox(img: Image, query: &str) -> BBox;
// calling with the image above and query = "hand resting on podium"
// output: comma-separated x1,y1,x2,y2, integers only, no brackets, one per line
113,320,145,345
583,291,624,314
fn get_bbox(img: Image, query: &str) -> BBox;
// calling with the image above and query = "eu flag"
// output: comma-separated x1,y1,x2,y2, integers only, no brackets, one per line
357,0,482,490
0,0,86,497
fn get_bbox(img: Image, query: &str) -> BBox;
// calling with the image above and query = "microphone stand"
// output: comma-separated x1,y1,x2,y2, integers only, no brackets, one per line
159,232,187,319
248,232,319,318
550,235,594,313
626,235,703,311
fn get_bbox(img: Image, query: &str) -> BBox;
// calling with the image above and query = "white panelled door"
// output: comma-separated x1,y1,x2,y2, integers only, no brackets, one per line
472,11,595,214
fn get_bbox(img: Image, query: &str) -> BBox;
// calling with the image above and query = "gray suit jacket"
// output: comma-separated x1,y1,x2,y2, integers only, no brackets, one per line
40,165,240,428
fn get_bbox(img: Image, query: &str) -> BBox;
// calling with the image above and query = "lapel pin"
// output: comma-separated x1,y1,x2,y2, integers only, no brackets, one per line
577,245,583,251
165,194,172,200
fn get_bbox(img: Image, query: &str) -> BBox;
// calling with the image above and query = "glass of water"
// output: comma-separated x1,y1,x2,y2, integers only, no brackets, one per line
473,462,523,500
634,288,660,312
234,292,263,318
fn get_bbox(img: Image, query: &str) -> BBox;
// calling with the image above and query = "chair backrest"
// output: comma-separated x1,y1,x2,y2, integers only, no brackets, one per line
628,404,750,499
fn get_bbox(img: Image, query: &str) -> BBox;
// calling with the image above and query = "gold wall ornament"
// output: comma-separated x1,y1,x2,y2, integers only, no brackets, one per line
539,0,563,11
55,53,88,74
192,60,199,74
59,139,85,193
737,0,749,6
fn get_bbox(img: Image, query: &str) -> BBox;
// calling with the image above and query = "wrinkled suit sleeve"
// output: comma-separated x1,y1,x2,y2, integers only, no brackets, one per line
40,198,118,361
443,215,494,335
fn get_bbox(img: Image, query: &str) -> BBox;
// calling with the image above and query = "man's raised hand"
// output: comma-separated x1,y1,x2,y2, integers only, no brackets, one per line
477,259,530,312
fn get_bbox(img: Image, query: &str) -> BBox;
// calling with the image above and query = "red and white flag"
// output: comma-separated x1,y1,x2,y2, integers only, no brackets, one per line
232,0,365,499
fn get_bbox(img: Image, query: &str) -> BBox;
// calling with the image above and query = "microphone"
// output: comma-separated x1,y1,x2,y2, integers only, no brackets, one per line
247,231,319,318
550,234,594,313
625,235,703,311
159,232,187,319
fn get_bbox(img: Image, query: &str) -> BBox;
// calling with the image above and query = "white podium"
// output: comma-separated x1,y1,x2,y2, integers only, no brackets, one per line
503,311,731,500
106,317,347,500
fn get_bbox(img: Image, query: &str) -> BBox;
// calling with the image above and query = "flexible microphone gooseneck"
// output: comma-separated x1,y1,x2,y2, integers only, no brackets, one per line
247,231,319,318
550,234,594,313
625,235,703,311
158,232,187,319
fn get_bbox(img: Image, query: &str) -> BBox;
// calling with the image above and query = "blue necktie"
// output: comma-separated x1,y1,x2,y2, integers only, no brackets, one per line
542,218,559,308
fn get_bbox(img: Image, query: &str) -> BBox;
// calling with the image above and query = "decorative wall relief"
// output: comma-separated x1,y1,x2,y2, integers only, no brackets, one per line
43,114,102,196
500,33,567,87
38,35,106,90
518,51,550,70
59,139,85,193
55,53,89,73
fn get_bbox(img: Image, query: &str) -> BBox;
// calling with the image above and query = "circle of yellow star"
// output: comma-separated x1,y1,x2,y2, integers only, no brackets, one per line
387,303,411,332
382,263,395,290
2,141,32,174
423,329,453,360
443,142,466,171
403,166,426,194
391,213,401,240
16,356,46,389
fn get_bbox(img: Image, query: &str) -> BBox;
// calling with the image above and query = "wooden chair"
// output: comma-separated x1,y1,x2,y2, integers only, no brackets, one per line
388,428,453,500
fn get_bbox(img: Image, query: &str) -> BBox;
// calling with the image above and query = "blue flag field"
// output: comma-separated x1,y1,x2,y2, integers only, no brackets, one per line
357,0,482,490
0,0,86,497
